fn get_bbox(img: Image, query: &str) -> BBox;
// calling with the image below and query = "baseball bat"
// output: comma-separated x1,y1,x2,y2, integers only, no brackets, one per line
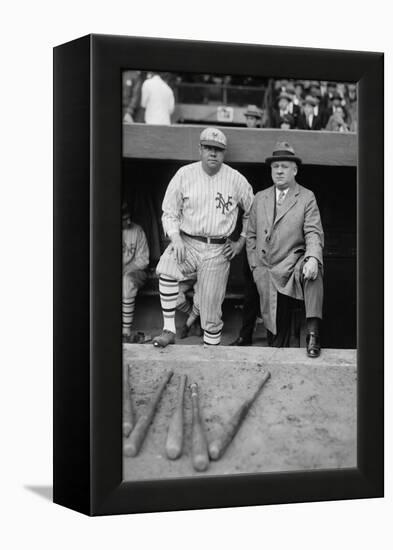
165,374,187,460
124,370,173,457
190,382,209,472
123,363,134,438
208,369,271,460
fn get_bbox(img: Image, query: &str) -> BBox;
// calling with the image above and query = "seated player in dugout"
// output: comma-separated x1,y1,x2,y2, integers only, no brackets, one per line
122,203,150,343
152,127,254,348
246,141,324,358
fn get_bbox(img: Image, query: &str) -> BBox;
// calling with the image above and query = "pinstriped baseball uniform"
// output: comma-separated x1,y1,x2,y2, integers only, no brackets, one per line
122,222,149,334
156,161,254,340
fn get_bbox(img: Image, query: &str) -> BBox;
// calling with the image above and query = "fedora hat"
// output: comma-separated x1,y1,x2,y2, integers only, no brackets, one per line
331,91,342,101
265,141,302,165
285,83,296,94
277,92,292,102
244,104,262,118
303,95,318,107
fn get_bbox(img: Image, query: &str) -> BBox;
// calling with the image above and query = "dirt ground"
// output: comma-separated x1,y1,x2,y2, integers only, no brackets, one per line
123,345,357,481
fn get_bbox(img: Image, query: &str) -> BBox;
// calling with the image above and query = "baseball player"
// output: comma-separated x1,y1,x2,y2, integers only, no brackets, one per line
152,127,254,347
122,204,150,343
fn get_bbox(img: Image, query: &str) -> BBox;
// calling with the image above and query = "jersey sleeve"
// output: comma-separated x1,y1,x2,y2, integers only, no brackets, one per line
131,225,150,270
161,169,184,237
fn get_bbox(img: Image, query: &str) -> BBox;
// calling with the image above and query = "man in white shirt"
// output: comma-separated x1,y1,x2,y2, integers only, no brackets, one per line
140,72,175,125
152,127,254,348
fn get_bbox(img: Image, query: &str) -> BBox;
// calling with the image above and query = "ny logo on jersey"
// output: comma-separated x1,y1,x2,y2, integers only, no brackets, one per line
215,192,233,214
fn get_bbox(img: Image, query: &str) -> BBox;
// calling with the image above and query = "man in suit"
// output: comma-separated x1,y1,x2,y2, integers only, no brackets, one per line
284,84,301,126
246,142,324,357
271,92,293,128
297,96,323,130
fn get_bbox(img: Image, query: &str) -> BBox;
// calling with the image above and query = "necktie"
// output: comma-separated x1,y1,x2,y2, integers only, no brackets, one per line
277,190,286,206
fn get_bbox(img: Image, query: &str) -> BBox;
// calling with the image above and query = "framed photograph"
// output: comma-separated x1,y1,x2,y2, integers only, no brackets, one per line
53,34,383,516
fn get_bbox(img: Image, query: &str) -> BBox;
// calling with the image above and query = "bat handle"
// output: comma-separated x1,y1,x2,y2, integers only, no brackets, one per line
190,382,209,472
165,374,187,460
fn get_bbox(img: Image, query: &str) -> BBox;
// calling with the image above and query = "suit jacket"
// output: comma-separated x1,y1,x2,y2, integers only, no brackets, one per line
271,108,296,128
246,183,324,334
297,112,323,130
287,103,301,125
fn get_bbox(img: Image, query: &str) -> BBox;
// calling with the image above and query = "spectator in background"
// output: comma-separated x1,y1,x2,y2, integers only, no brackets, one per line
272,92,292,128
309,81,321,95
123,70,143,124
323,91,350,128
345,84,358,132
336,83,347,101
297,96,323,130
294,81,305,106
244,104,263,128
274,79,289,96
324,82,338,110
140,72,175,125
280,113,295,129
325,105,350,132
285,83,301,126
320,81,328,100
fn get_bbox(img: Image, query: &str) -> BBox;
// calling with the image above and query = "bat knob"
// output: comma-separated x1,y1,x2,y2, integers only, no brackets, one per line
166,444,182,460
208,441,220,460
189,382,198,395
123,442,138,457
122,422,133,438
193,454,209,472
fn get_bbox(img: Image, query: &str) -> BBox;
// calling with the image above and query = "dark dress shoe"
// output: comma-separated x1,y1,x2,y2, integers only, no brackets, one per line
230,336,252,346
306,331,321,358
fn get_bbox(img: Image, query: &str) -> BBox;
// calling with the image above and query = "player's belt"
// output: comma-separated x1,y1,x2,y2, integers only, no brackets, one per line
182,232,226,245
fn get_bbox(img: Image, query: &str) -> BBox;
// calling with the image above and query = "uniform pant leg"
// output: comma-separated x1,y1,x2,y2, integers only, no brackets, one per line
198,250,230,335
177,278,196,313
122,270,147,298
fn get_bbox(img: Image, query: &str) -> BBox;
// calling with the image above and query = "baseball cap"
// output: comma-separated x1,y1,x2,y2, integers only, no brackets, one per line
199,127,227,150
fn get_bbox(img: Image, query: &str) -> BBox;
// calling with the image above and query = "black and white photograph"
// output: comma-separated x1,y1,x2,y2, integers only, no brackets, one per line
121,69,358,481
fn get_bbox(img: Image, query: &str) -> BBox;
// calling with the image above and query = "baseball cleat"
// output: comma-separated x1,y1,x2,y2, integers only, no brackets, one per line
153,330,176,348
179,317,203,339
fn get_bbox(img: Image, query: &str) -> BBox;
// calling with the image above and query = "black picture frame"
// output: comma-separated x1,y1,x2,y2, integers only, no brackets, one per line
53,34,383,516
